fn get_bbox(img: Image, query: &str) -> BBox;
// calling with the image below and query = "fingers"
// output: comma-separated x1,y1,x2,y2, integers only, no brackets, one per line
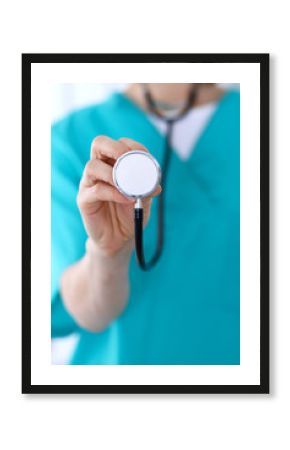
90,136,129,162
91,134,153,169
80,159,113,188
78,181,134,210
142,185,162,206
90,135,150,165
79,179,161,207
83,136,160,212
151,184,162,197
119,137,148,152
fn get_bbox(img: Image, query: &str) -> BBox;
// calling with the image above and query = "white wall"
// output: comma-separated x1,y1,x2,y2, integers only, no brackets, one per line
52,83,127,121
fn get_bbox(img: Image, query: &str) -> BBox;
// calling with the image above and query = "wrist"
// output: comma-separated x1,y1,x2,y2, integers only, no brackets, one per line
85,238,133,272
84,238,132,315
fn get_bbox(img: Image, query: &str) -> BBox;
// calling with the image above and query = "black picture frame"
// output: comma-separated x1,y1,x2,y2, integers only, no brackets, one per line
22,53,269,394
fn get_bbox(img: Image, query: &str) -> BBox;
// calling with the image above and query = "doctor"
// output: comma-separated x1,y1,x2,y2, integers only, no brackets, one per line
52,83,240,364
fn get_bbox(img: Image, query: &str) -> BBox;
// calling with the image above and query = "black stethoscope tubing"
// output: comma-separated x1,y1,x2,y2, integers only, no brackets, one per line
134,84,197,271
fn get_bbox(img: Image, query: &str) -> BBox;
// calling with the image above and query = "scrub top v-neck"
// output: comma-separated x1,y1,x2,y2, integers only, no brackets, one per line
51,89,240,365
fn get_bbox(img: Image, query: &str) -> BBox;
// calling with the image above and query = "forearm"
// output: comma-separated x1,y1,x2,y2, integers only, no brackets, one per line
60,238,134,332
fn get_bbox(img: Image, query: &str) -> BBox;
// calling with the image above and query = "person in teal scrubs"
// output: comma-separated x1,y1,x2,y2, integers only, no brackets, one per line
51,83,240,364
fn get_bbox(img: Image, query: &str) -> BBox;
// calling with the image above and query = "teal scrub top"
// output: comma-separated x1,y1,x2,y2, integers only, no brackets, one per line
51,90,240,365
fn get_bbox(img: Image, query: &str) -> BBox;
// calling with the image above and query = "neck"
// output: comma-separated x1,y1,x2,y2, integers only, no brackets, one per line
144,83,194,104
125,83,225,112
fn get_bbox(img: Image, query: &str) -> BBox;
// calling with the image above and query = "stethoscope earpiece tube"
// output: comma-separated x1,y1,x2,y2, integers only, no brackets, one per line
132,121,173,271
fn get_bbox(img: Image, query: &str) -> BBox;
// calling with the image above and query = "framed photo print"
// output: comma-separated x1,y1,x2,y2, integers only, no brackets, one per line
22,53,269,394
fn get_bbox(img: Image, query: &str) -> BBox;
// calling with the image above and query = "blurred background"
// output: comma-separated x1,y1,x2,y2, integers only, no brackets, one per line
52,83,240,122
51,82,240,364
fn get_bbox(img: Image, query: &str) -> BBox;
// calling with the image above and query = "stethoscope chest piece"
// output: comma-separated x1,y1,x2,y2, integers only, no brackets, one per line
113,150,161,199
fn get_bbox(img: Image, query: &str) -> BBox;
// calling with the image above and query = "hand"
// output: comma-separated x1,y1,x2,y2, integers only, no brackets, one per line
77,136,161,257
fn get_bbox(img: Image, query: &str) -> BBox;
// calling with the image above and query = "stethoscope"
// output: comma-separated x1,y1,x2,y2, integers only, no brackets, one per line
113,84,197,271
